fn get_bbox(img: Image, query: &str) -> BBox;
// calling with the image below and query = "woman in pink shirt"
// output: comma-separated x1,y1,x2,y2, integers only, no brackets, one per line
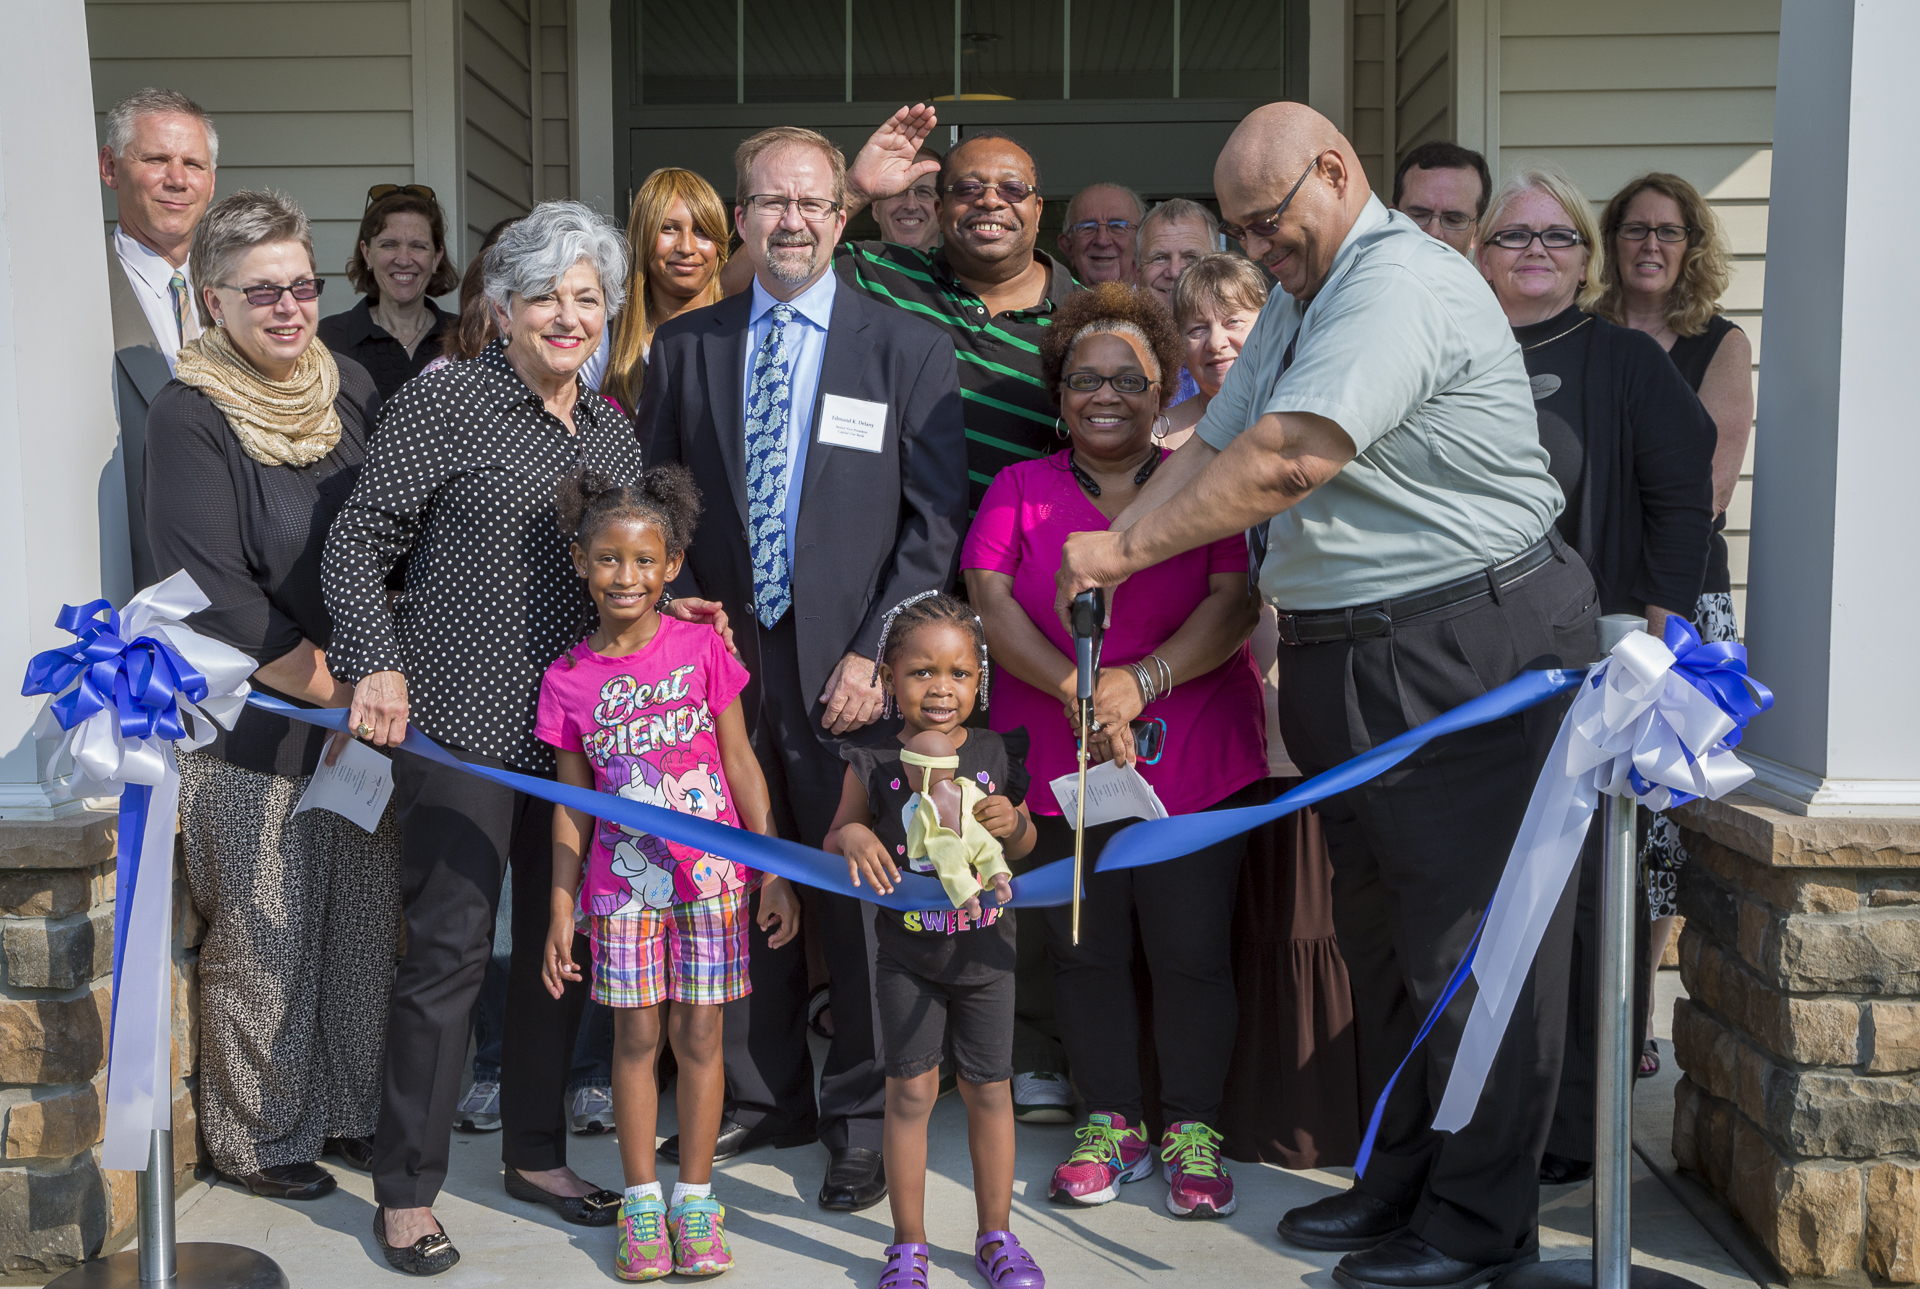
963,283,1266,1222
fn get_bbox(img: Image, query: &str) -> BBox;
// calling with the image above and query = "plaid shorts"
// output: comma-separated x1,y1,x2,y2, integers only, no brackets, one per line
588,888,753,1009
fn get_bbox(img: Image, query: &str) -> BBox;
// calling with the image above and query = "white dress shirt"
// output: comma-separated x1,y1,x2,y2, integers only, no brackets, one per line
114,227,197,373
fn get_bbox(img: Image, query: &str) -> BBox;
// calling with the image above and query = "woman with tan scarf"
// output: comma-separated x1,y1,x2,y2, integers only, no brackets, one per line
143,189,400,1203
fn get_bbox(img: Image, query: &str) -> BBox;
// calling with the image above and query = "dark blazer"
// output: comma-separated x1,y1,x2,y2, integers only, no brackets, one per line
638,275,967,709
108,233,173,589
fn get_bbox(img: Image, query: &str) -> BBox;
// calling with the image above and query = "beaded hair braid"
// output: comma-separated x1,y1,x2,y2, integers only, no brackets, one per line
871,590,991,718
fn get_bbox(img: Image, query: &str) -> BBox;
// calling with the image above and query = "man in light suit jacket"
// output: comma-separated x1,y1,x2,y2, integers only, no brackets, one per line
99,88,218,587
639,126,967,1214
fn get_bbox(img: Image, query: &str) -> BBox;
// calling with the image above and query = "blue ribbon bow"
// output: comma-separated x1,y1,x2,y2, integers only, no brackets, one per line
22,599,209,742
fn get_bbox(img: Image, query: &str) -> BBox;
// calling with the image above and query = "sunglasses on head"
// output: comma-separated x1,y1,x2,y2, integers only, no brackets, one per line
365,183,437,209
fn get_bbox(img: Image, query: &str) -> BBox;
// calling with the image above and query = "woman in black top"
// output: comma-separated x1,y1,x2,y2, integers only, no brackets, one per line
145,190,400,1203
316,186,460,400
323,200,728,1273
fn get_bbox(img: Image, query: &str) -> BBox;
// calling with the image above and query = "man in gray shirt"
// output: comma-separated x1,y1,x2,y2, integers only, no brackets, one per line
1058,103,1599,1289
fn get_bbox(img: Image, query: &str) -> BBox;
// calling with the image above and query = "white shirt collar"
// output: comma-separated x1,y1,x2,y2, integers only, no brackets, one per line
749,267,838,331
114,226,189,297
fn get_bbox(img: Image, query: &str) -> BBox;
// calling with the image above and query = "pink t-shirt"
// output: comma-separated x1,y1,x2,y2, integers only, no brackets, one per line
961,451,1268,816
535,618,754,916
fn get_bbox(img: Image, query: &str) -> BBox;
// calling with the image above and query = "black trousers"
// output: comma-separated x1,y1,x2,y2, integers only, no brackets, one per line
1276,547,1599,1264
720,611,886,1153
372,747,589,1208
1035,779,1264,1127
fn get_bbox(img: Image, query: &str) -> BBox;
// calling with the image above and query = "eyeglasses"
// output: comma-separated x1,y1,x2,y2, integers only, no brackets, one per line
944,179,1037,205
1485,227,1585,251
365,183,436,208
1220,157,1321,243
742,194,842,220
1066,218,1137,239
1402,206,1475,232
218,278,326,307
1064,371,1154,394
1617,222,1695,244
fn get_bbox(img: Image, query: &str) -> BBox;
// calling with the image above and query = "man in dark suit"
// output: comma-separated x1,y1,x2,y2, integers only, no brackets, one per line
638,125,967,1213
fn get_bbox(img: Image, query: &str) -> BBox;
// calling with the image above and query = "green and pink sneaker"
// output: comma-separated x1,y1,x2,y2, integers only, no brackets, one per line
1161,1120,1236,1218
614,1193,672,1282
1047,1112,1153,1206
669,1195,734,1277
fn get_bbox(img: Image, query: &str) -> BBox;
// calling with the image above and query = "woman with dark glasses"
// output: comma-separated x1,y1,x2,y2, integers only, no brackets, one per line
318,184,459,400
964,282,1266,1223
143,189,400,1202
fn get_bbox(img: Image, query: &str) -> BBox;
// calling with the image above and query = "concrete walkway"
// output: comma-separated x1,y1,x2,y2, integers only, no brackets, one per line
154,975,1757,1289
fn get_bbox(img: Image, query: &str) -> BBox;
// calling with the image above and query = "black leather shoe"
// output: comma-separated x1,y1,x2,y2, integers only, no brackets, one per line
502,1170,622,1227
1538,1152,1595,1185
818,1146,888,1212
1333,1232,1533,1289
374,1207,459,1276
324,1134,375,1172
1278,1187,1416,1251
220,1160,336,1201
659,1114,818,1165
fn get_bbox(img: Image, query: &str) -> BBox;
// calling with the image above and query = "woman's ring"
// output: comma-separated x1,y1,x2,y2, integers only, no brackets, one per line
356,723,375,739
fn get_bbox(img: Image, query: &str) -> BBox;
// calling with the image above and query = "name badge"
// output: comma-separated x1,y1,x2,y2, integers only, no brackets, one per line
818,394,888,453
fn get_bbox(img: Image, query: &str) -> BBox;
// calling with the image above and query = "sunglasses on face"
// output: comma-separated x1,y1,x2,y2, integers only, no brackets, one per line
365,183,436,209
1064,371,1153,394
944,179,1037,205
1617,222,1695,243
1220,156,1321,243
221,278,326,307
1486,227,1584,251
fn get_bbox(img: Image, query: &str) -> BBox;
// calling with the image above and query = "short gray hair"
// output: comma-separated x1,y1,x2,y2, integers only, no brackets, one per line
188,190,314,326
1136,198,1221,258
1480,162,1604,310
1065,182,1145,227
105,88,218,165
483,201,629,318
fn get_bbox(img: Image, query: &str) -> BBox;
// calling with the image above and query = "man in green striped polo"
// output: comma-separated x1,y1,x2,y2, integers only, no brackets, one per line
835,104,1081,519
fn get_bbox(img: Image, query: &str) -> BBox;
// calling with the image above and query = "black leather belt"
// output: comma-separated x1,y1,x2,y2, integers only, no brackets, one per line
1273,534,1563,646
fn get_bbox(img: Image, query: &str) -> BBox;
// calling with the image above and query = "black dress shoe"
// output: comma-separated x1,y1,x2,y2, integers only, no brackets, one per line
1538,1152,1594,1185
374,1207,460,1276
659,1114,818,1164
1278,1186,1416,1251
502,1170,622,1227
220,1160,337,1201
324,1134,375,1172
1333,1232,1531,1289
818,1146,888,1212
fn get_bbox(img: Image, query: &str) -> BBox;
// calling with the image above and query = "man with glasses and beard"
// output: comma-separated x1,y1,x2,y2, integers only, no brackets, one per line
636,126,966,1217
1056,103,1598,1289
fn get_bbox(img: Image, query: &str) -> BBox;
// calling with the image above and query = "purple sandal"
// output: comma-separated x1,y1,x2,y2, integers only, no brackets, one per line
878,1242,931,1289
975,1230,1045,1288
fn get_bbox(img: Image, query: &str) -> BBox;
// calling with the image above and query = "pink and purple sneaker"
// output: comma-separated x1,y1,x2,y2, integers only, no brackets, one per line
1160,1120,1236,1218
1047,1112,1152,1206
614,1193,672,1281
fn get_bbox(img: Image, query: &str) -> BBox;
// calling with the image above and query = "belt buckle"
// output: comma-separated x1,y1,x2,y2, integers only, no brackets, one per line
1276,613,1302,647
1350,607,1393,639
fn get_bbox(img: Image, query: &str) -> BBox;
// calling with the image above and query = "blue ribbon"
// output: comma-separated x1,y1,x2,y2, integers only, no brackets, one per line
1657,615,1774,747
21,599,209,742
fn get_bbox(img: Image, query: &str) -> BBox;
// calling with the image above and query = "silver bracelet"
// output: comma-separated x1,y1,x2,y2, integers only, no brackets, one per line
1129,661,1157,705
1147,654,1172,698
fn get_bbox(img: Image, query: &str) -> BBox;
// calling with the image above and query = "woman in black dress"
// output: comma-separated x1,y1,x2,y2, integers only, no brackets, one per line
1595,172,1755,1073
317,185,460,399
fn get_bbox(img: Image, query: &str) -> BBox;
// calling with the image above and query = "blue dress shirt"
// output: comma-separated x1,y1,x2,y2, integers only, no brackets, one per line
744,270,837,568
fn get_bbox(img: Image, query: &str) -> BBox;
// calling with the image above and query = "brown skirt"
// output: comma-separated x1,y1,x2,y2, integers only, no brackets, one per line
1137,781,1361,1169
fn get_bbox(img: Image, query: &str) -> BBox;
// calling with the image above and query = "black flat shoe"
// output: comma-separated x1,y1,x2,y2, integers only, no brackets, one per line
660,1114,818,1164
502,1169,622,1227
325,1134,375,1172
818,1146,888,1212
374,1207,460,1276
220,1161,336,1201
1278,1186,1416,1251
1333,1232,1530,1289
1538,1152,1594,1185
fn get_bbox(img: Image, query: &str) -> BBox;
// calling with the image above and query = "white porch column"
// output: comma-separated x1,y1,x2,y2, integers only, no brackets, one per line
0,2,127,817
1741,0,1920,817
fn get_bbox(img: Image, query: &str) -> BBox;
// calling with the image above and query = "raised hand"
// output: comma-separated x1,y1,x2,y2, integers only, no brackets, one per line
846,104,941,212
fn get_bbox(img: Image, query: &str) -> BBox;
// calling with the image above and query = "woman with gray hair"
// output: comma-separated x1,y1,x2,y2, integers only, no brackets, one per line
323,200,653,1273
143,189,400,1202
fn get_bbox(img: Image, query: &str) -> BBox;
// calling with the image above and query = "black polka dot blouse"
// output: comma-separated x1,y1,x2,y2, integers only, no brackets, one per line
322,340,642,771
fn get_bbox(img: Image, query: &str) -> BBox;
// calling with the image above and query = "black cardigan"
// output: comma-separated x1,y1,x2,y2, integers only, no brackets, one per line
1517,307,1715,618
143,357,382,776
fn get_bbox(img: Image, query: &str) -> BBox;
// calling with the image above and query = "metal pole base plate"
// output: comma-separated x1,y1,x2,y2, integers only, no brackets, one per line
44,1242,288,1289
1500,1258,1706,1289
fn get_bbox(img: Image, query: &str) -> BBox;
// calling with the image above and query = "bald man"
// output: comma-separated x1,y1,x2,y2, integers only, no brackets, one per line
1058,104,1597,1289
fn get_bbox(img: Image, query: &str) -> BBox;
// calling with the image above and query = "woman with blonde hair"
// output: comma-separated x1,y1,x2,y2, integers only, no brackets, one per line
1594,174,1753,1075
596,167,729,415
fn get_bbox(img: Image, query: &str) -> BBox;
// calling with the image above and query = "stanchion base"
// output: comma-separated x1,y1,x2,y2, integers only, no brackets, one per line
1501,1258,1705,1289
44,1242,288,1289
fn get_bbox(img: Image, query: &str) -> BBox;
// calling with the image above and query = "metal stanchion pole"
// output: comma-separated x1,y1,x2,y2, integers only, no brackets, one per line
1505,615,1702,1289
137,1132,176,1284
